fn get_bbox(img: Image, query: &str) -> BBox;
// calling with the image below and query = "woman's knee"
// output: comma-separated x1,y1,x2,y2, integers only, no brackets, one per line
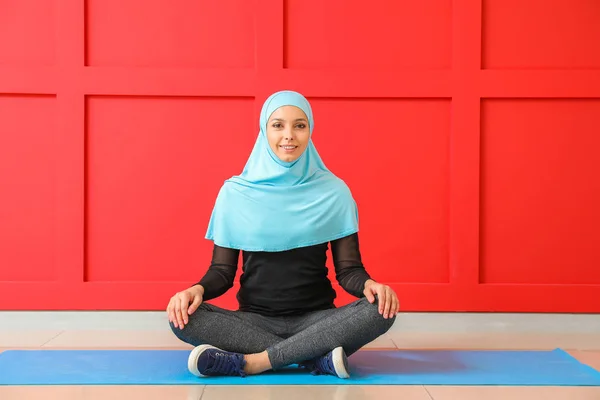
168,320,183,338
168,316,193,340
168,303,209,339
357,297,396,333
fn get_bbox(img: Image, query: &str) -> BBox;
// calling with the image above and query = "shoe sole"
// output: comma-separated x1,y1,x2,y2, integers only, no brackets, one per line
188,344,217,377
331,346,350,379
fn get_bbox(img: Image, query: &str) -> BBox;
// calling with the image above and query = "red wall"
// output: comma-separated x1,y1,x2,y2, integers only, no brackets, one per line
1,0,599,312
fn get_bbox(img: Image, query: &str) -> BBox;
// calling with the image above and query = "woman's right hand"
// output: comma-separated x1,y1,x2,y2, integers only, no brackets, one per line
167,285,204,329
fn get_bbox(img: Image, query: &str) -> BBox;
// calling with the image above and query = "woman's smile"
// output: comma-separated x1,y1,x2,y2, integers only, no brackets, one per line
280,144,298,153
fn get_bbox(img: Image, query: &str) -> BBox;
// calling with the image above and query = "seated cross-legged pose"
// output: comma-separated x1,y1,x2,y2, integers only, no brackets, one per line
167,90,399,379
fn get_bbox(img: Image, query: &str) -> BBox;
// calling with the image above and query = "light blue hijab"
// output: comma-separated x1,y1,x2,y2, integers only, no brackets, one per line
205,90,359,252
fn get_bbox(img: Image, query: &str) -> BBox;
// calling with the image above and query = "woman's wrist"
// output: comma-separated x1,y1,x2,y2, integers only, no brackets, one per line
364,279,376,289
193,284,205,297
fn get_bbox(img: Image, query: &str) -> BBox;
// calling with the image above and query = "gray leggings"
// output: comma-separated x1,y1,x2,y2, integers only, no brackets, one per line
170,297,395,370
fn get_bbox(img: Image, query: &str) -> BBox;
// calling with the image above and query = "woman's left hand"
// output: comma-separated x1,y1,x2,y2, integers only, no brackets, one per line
363,279,399,319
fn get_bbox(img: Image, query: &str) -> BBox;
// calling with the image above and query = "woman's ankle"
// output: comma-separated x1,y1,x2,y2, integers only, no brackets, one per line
243,351,272,375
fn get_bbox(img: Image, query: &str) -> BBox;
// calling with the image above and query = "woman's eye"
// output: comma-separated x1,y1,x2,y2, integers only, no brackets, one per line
295,124,306,129
273,123,282,128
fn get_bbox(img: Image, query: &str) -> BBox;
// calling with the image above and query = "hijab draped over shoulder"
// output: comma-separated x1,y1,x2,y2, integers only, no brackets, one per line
205,90,359,252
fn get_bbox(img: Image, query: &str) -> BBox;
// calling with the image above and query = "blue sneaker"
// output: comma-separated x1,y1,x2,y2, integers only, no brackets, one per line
300,346,350,379
187,345,247,377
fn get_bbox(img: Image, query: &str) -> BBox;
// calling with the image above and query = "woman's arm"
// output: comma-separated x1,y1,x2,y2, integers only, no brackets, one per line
194,244,240,301
331,233,372,298
332,233,399,319
169,245,239,329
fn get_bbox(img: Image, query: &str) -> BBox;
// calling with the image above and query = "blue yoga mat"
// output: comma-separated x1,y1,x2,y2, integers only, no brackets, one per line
0,349,599,386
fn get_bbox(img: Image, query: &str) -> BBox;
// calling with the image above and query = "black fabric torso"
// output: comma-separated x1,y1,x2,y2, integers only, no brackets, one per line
197,233,371,317
237,242,336,316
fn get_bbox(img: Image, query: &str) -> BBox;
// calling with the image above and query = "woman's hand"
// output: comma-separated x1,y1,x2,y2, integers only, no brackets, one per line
363,279,399,319
167,285,204,329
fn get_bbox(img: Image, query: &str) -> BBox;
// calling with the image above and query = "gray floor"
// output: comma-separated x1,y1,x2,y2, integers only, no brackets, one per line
1,311,599,333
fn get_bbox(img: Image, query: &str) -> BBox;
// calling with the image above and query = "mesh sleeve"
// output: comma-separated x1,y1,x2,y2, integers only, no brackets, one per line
195,245,240,300
331,233,372,298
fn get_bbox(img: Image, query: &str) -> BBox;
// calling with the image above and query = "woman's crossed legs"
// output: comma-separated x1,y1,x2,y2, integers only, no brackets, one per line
170,297,395,377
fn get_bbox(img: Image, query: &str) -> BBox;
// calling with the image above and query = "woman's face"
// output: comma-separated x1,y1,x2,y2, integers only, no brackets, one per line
266,106,310,162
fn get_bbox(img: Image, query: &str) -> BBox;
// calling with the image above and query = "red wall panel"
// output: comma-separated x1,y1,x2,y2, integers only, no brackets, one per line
313,99,451,284
483,0,600,69
480,99,600,285
284,0,452,69
0,0,599,312
85,96,255,283
0,0,55,66
86,0,255,68
0,95,57,282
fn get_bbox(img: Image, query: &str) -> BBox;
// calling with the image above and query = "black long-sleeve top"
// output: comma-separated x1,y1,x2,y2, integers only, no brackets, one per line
195,233,371,317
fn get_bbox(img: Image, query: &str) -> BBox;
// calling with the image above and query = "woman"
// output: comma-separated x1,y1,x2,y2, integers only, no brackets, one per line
167,90,399,379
